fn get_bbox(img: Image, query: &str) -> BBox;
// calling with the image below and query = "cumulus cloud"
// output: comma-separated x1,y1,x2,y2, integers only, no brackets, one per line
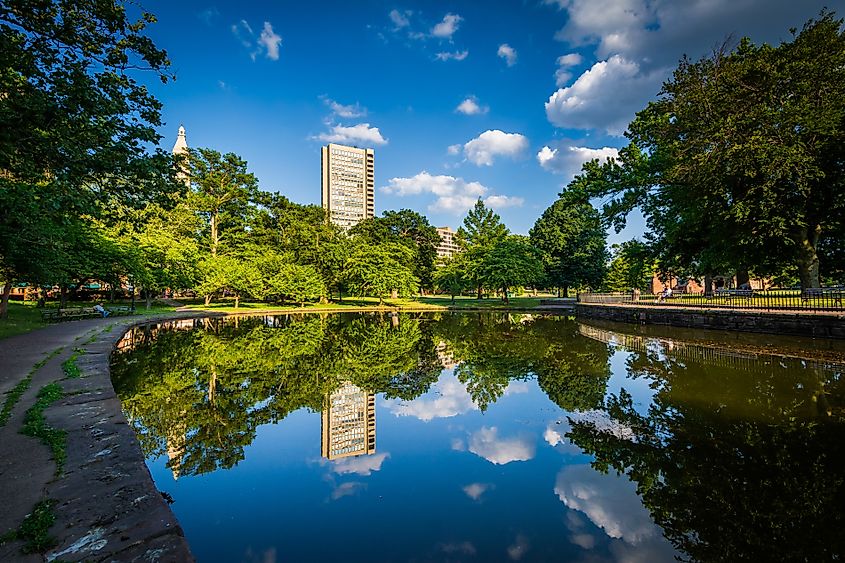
555,464,658,544
468,426,535,465
435,50,469,61
497,43,518,66
321,96,367,118
462,482,493,501
432,13,463,39
381,171,523,214
389,8,411,29
545,55,663,135
331,481,365,500
544,426,564,447
543,0,828,135
232,19,282,61
447,144,462,155
330,452,390,476
315,123,387,145
537,144,618,178
554,53,583,86
384,374,477,421
456,96,489,115
463,130,529,166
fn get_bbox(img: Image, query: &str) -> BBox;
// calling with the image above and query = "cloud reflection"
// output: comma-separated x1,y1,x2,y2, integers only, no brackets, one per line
330,452,389,476
384,374,477,421
468,427,535,465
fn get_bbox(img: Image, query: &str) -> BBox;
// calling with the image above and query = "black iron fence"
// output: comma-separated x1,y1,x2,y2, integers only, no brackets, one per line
578,288,845,312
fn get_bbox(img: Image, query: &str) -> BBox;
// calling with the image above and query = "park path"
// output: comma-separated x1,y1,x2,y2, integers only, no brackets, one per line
0,315,194,562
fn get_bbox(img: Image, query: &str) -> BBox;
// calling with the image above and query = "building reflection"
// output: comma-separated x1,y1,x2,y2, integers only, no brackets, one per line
321,382,376,460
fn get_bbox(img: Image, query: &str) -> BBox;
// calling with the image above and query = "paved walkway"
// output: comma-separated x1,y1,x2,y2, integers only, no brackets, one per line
0,315,193,562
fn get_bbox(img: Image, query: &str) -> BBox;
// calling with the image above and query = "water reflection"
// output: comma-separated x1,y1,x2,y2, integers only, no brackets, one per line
111,312,845,562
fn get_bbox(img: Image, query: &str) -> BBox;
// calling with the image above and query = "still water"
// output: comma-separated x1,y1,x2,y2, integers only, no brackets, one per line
111,312,845,562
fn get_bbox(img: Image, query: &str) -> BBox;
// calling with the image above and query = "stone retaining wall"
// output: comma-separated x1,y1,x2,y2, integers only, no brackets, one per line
575,304,845,339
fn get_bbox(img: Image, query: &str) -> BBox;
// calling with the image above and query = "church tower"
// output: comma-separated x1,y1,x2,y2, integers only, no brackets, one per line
172,125,190,188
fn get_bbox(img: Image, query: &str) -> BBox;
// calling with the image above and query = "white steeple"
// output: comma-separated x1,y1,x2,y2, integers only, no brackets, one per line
172,124,188,156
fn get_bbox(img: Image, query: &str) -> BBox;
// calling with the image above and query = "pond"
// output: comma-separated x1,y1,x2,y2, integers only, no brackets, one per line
111,312,845,562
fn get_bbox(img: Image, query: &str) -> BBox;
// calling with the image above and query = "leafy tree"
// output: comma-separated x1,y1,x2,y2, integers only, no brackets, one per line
530,196,608,296
187,148,259,257
603,240,655,292
270,264,326,307
456,199,509,298
480,236,544,303
344,242,418,304
434,256,471,304
573,12,845,290
197,255,259,307
0,0,174,316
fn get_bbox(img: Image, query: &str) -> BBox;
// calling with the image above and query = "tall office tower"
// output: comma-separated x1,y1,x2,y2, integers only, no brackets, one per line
321,143,375,229
321,381,376,460
172,124,190,188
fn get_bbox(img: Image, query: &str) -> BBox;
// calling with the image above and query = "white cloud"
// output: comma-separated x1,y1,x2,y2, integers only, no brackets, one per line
456,96,489,115
447,144,462,155
382,171,522,214
468,426,535,465
331,481,365,500
555,53,583,86
322,97,367,118
330,452,390,476
315,123,388,146
258,22,282,60
462,482,493,501
231,19,281,61
384,374,477,421
497,43,518,66
544,426,564,447
432,13,462,39
555,464,659,545
537,144,618,178
463,130,529,166
545,55,663,135
435,50,468,61
389,9,411,29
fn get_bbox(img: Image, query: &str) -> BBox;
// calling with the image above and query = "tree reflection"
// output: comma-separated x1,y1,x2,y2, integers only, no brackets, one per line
112,313,614,477
566,342,845,562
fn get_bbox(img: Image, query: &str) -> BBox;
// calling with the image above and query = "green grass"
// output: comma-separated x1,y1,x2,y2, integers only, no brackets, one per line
0,348,62,427
0,301,47,340
61,350,83,379
0,498,58,554
21,383,66,475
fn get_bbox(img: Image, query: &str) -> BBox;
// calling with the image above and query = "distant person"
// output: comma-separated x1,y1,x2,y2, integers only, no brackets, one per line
93,303,110,317
738,281,751,290
656,286,672,303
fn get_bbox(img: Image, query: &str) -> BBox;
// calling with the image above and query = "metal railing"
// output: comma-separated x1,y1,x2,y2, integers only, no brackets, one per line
577,288,845,312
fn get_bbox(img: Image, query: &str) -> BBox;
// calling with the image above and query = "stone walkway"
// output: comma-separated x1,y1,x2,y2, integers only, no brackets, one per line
0,315,194,562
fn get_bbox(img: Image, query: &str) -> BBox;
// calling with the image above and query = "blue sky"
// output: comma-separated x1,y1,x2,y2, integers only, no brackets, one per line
142,0,831,241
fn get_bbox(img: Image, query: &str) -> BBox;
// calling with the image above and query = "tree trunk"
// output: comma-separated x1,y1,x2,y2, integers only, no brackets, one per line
204,293,212,306
145,290,152,310
37,287,46,308
562,285,569,298
502,286,509,304
451,293,456,305
796,224,822,290
60,285,68,308
476,284,483,300
704,274,713,297
210,212,219,256
557,287,561,298
234,294,239,309
391,289,398,300
0,281,11,319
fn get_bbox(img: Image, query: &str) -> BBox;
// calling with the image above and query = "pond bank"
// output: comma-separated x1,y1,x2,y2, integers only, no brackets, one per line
576,302,845,339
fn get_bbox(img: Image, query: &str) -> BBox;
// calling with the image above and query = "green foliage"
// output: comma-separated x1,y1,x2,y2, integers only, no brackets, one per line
603,240,655,292
270,264,326,306
345,242,419,304
434,256,471,302
571,12,845,289
530,196,608,293
480,236,544,302
455,199,509,298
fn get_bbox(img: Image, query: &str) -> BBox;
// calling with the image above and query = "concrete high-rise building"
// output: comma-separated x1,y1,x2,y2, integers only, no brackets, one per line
436,226,460,260
321,143,374,229
321,381,376,460
172,124,190,188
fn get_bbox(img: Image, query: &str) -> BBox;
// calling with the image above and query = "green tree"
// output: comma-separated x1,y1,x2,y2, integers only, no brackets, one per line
603,240,655,292
456,199,509,299
480,236,544,303
345,243,418,305
187,148,259,257
529,196,608,296
270,264,326,307
434,256,471,304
